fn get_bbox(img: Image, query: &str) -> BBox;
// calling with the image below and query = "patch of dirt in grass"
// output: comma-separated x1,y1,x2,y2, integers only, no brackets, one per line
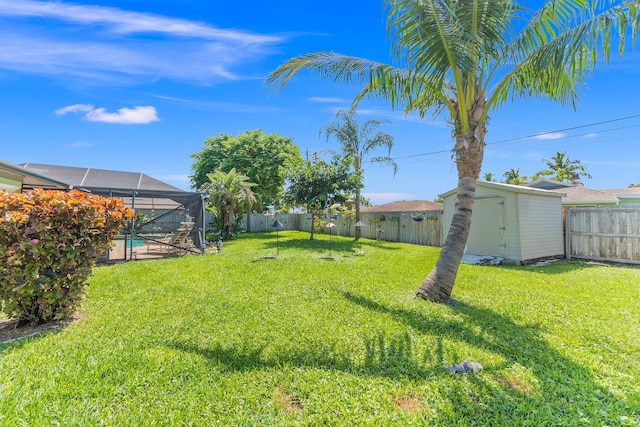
394,395,422,413
0,315,82,344
273,392,303,415
498,375,534,395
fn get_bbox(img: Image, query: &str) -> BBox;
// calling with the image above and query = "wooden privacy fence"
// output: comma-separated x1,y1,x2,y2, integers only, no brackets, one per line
242,210,444,247
566,207,640,264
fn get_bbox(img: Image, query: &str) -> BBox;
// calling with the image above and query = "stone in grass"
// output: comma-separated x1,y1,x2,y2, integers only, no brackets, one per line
444,360,483,375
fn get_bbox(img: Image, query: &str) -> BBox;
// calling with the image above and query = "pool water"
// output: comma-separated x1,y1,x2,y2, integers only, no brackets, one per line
114,236,164,248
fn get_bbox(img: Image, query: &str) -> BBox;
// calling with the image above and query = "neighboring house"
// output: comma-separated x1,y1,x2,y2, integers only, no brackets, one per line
526,178,640,207
353,200,444,246
600,188,640,206
0,159,68,192
441,181,565,263
554,186,619,208
360,200,443,213
525,178,575,191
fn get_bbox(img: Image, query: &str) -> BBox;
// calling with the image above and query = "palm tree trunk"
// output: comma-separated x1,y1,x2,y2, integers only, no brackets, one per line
355,188,361,240
416,119,485,303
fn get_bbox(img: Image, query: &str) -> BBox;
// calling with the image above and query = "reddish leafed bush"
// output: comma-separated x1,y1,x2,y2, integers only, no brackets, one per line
0,189,131,325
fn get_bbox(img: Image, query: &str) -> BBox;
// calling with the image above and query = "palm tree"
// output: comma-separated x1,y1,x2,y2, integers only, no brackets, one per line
320,109,397,239
533,151,592,183
503,168,529,185
483,172,495,182
201,168,256,240
267,1,640,303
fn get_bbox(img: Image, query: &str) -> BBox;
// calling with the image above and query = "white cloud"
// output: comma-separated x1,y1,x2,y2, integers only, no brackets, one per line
55,104,94,116
0,0,283,84
533,132,567,140
55,104,160,124
584,132,598,138
67,140,92,148
307,97,350,104
85,106,159,124
0,0,280,43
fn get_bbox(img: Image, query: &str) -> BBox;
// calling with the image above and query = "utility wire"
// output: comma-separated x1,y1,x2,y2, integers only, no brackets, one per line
365,113,640,164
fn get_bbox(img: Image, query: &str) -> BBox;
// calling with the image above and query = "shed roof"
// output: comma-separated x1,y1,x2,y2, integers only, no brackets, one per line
20,163,183,193
440,180,564,199
360,200,443,213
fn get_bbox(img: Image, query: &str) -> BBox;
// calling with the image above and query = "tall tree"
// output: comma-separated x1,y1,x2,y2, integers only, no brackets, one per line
532,151,592,183
191,130,302,212
320,109,397,239
283,154,357,240
503,168,529,185
201,169,256,240
267,0,640,303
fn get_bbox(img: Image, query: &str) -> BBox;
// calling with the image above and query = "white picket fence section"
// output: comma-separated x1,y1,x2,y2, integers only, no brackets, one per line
242,210,444,247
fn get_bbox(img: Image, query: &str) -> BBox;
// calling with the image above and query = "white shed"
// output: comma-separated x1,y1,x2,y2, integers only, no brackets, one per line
441,181,565,263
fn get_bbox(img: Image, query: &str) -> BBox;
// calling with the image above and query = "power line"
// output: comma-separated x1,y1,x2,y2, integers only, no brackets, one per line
365,112,640,164
487,113,640,146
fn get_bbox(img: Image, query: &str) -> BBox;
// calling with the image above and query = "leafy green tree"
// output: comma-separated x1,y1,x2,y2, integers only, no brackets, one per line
191,130,302,212
267,0,640,303
629,183,640,188
283,154,357,240
503,168,529,185
321,109,397,239
201,169,256,240
483,172,495,182
532,151,592,183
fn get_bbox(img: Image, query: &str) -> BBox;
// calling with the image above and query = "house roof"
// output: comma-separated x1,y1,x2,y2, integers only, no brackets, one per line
601,187,640,195
551,186,619,206
19,163,183,193
440,180,564,199
526,178,576,190
0,159,69,190
360,200,443,213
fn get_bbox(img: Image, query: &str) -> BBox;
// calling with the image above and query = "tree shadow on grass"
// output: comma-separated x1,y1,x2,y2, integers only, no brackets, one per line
159,283,634,424
341,291,636,425
258,233,401,255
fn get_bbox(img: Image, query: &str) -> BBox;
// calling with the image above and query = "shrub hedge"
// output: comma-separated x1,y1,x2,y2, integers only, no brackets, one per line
0,189,131,325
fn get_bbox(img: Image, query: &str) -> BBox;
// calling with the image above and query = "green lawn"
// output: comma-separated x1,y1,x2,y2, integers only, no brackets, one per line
1,231,638,426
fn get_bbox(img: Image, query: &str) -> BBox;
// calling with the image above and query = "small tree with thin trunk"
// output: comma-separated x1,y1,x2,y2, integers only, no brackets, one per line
201,168,256,240
283,154,357,240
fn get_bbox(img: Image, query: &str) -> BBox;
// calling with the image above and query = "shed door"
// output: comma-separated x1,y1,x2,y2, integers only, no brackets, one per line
466,197,506,257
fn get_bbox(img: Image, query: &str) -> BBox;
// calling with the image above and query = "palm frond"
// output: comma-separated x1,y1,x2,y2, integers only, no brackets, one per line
266,52,388,92
489,0,640,112
368,156,399,176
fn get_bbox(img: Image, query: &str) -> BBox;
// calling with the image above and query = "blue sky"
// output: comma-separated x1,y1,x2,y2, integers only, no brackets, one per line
1,0,640,203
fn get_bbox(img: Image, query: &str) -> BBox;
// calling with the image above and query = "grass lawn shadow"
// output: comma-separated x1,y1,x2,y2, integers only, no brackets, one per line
341,291,636,424
256,231,401,255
